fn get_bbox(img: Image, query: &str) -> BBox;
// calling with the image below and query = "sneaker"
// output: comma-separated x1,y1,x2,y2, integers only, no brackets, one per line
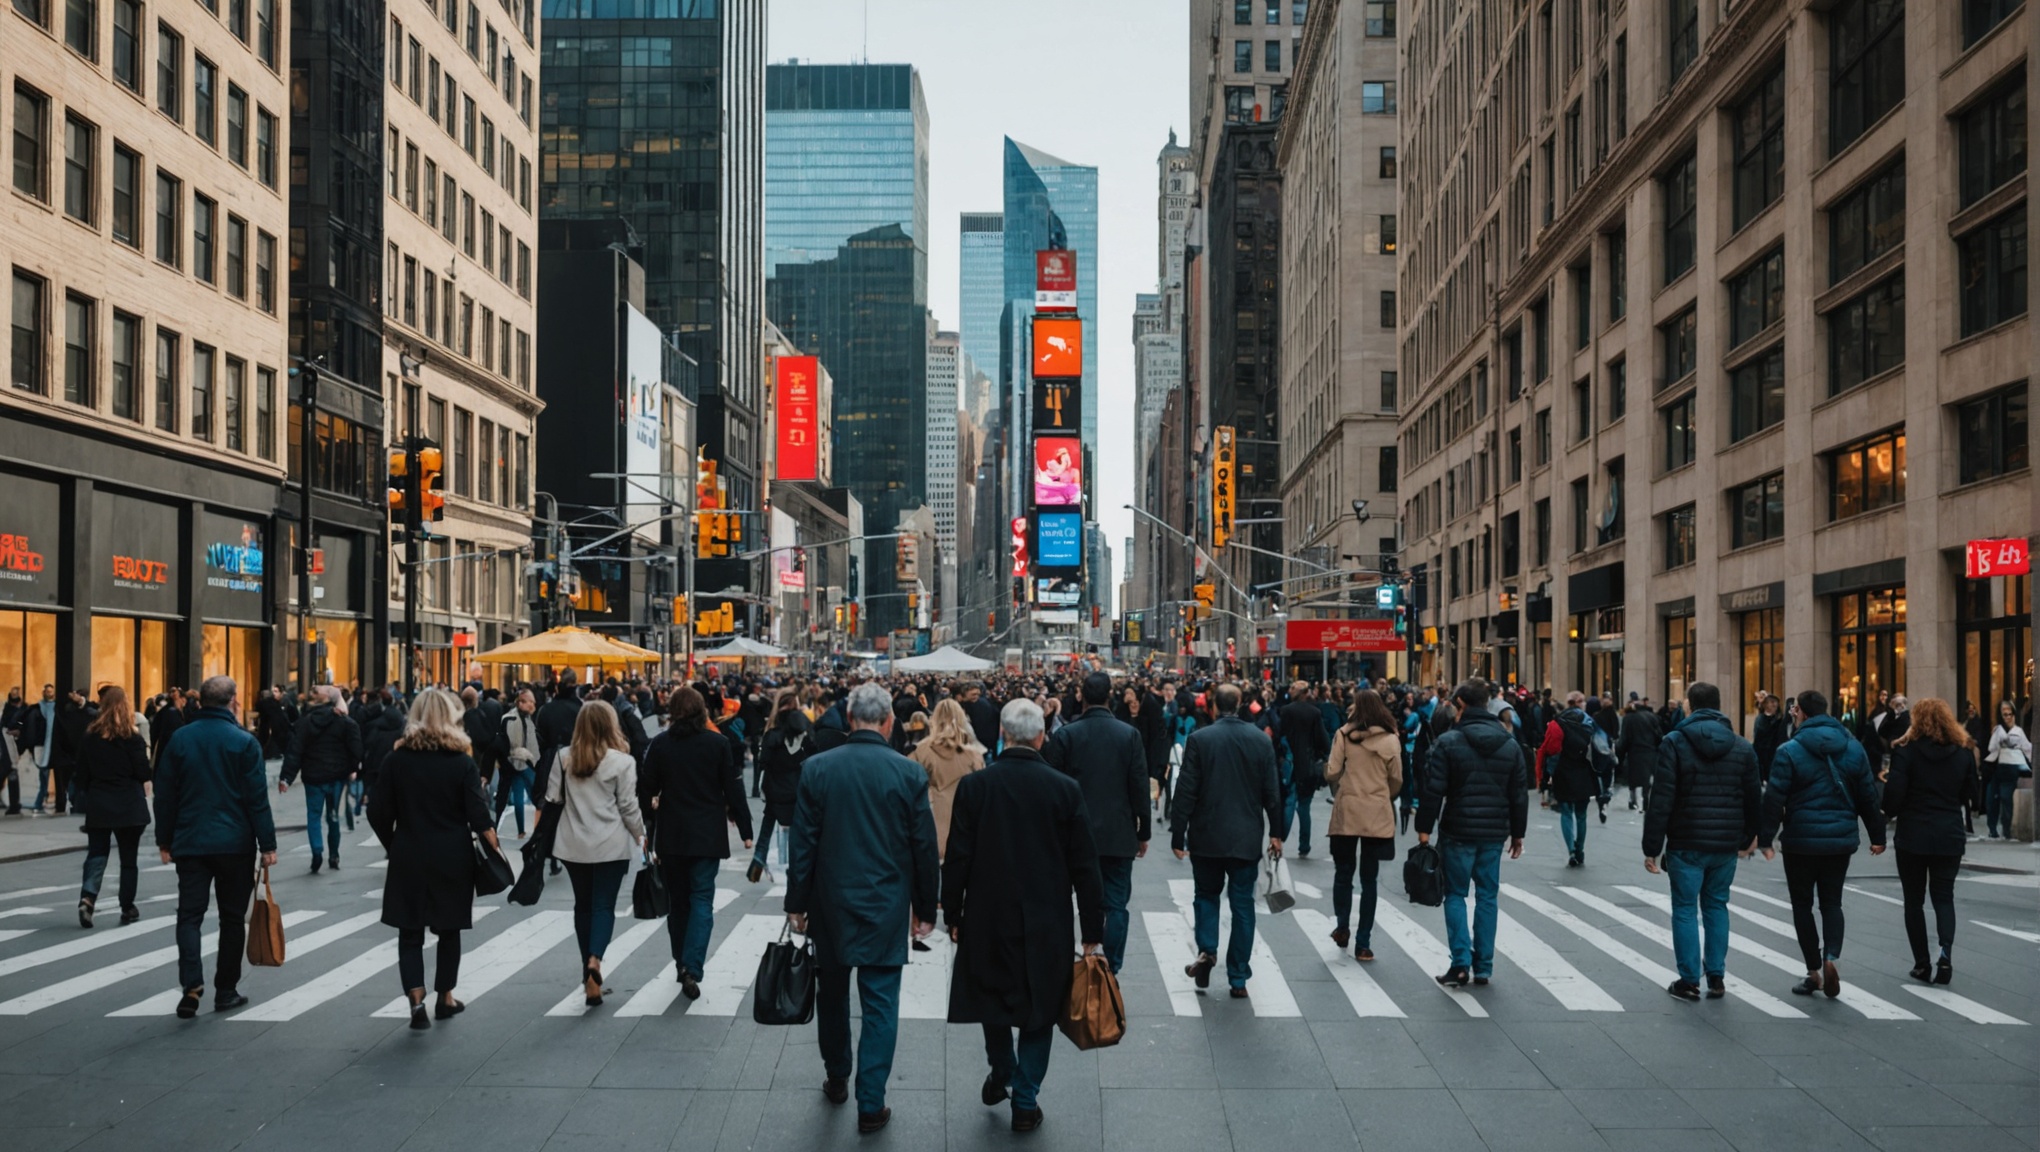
1821,960,1840,999
1705,975,1726,999
1435,966,1471,988
1667,980,1701,1002
1186,952,1216,989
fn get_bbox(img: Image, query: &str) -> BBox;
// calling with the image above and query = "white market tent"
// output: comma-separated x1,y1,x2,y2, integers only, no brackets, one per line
890,645,996,673
693,637,790,661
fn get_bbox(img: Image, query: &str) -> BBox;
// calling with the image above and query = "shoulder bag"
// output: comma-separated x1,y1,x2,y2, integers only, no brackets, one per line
752,921,817,1025
472,835,514,897
1403,841,1444,906
246,864,286,966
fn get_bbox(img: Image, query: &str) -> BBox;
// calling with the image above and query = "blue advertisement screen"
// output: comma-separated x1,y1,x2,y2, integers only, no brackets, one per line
1034,512,1082,569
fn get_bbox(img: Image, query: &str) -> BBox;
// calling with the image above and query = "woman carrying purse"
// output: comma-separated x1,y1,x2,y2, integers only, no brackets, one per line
1982,701,2032,841
1322,689,1402,961
547,701,646,1008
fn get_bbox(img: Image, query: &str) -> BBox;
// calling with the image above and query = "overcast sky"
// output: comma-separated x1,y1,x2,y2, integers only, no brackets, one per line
769,0,1188,595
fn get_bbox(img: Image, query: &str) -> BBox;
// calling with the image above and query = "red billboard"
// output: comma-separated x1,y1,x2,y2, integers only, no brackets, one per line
1032,437,1082,506
1032,317,1082,379
1036,250,1077,312
1285,619,1402,652
1966,538,2031,578
774,356,820,481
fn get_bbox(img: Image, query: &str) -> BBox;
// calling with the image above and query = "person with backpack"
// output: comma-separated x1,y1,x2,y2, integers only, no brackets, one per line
1415,680,1528,988
1758,690,1885,998
1536,693,1598,867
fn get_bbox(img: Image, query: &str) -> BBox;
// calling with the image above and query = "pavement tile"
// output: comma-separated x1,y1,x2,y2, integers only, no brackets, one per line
1936,1084,2040,1128
1219,1087,1359,1146
237,1083,448,1152
469,1018,632,1089
1865,1128,2036,1152
5,1073,176,1130
1310,1019,1443,1090
396,1086,579,1152
546,1086,692,1148
1404,1020,1550,1091
1097,1018,1219,1090
1339,1088,1486,1152
1562,1087,1710,1129
1677,1087,1880,1152
1598,1130,1736,1152
1453,1088,1609,1152
1103,1088,1235,1152
1501,1021,1663,1090
1762,1051,1925,1088
1803,1084,1993,1129
1205,1017,1334,1090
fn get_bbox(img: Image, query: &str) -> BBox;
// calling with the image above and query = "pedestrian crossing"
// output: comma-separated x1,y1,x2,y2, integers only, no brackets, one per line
0,871,2028,1031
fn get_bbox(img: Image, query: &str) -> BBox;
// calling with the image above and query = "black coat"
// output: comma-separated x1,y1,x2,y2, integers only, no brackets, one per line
784,730,940,968
1279,699,1330,767
1416,709,1530,843
1169,715,1282,861
1547,709,1601,805
942,746,1104,1030
534,694,582,789
255,695,291,757
1043,706,1151,857
281,704,363,786
74,730,152,829
638,725,752,860
757,714,814,825
51,701,92,769
616,702,650,765
148,704,183,765
963,697,1002,752
357,707,407,791
1614,709,1662,789
1753,710,1789,776
367,747,493,931
1882,739,1976,857
1642,709,1761,857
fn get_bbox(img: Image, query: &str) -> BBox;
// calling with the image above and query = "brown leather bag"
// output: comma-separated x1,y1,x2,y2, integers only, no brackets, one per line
1057,954,1125,1050
246,865,286,967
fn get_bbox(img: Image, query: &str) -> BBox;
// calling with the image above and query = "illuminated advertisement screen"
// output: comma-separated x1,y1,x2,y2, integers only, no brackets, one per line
1036,577,1081,607
774,355,820,482
1032,437,1082,507
1033,512,1082,571
1032,317,1082,379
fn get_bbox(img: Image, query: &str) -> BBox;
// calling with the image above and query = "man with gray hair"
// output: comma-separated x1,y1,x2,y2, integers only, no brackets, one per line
787,680,940,1134
280,683,362,873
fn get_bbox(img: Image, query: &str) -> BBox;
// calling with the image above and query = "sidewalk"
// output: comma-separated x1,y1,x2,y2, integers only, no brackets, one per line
0,759,296,863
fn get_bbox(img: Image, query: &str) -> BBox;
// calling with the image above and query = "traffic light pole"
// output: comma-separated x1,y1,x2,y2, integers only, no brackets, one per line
297,365,318,695
401,435,422,700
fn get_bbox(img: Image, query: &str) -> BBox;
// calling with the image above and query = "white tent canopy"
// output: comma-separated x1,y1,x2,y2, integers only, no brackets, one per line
693,637,789,661
890,645,995,673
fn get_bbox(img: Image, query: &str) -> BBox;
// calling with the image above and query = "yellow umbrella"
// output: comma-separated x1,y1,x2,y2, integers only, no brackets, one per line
598,634,663,661
473,626,634,667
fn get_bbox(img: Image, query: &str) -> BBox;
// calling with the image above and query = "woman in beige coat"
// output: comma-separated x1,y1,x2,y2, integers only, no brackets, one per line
1323,688,1403,960
910,698,984,859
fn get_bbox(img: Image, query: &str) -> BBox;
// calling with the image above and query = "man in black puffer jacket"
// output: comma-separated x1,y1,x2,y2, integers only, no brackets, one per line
1415,680,1527,989
279,686,363,873
1642,682,1761,1002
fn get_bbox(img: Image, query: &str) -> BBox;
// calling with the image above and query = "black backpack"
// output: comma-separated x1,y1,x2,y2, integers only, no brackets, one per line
1403,842,1443,906
1558,712,1595,773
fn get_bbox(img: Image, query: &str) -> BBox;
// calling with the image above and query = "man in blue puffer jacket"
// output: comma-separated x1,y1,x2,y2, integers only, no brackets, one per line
1757,690,1884,1000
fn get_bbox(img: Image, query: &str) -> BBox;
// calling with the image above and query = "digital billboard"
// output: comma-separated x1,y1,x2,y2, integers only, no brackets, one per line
1032,317,1082,379
624,305,665,542
1036,577,1081,607
1031,379,1079,434
1032,512,1083,571
774,355,821,482
1035,250,1077,312
1032,437,1082,507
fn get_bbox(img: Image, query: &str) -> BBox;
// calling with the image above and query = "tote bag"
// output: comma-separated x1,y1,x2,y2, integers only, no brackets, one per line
246,865,287,966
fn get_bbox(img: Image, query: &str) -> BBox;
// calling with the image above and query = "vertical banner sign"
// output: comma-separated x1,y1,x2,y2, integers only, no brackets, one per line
774,355,821,482
623,306,665,542
1212,425,1237,549
1035,250,1078,312
1965,538,2032,578
1011,516,1029,578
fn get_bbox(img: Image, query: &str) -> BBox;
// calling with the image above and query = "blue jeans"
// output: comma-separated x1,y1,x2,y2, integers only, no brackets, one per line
565,859,629,962
983,1023,1054,1111
658,855,719,978
1439,837,1502,976
817,963,902,1114
1098,856,1133,973
303,781,346,861
494,767,534,834
1190,855,1259,988
1557,799,1589,856
1984,769,2020,837
31,764,48,809
1280,755,1296,840
750,813,789,872
1665,850,1737,985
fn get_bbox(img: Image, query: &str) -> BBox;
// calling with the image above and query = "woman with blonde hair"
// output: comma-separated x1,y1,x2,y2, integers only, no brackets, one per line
546,699,646,1007
74,686,151,927
910,697,984,859
1884,698,1979,985
368,687,498,1029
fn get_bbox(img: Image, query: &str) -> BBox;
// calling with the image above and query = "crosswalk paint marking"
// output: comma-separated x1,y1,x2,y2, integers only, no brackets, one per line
1503,884,1802,1018
899,932,954,1020
2,915,173,975
1494,908,1623,1011
1897,984,2026,1025
544,920,664,1017
1,910,325,1015
1369,900,1488,1017
1843,884,1904,907
1293,880,1324,899
0,885,70,904
1291,910,1403,1017
614,962,685,1018
690,914,788,1017
1734,887,1794,911
1609,886,1917,1021
113,911,383,1017
1972,920,2040,944
1140,910,1205,1016
371,910,575,1017
0,907,50,920
233,907,498,1022
1165,880,1298,1017
616,912,778,1019
0,929,34,945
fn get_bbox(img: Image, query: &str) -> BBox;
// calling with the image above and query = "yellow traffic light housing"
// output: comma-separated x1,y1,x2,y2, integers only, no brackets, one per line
416,445,446,522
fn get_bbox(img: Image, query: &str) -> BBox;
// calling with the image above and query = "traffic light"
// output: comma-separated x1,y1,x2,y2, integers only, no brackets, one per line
387,448,412,520
670,595,689,626
417,445,446,522
1192,582,1215,620
693,600,735,636
1394,605,1409,636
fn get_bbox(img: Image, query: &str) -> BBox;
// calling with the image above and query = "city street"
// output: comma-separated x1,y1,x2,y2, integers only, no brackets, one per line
0,798,2034,1152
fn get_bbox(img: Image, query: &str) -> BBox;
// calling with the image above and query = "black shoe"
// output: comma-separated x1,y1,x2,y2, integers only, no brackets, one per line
1011,1106,1044,1133
910,938,931,952
680,971,701,1001
1821,960,1840,999
584,965,606,1008
435,997,465,1020
409,1005,431,1030
1935,954,1953,986
1436,966,1471,988
1472,975,1490,987
1667,980,1701,1002
176,987,203,1019
309,855,322,875
981,1071,1010,1107
119,906,140,925
857,1108,891,1134
1229,986,1249,999
78,897,94,928
1186,952,1216,989
1330,927,1350,950
1790,974,1822,996
215,992,249,1011
1574,851,1585,867
1705,975,1726,999
1565,855,1581,869
328,853,339,871
1909,962,1933,983
823,1078,849,1105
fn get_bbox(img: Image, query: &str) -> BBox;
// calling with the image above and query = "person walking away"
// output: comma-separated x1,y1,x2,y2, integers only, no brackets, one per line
1883,698,1977,985
1540,694,1598,866
533,673,583,801
147,689,184,772
459,687,498,799
255,686,291,760
909,697,985,863
280,685,364,873
1758,690,1885,998
357,690,406,819
750,691,817,883
1042,671,1149,974
637,688,747,1002
785,682,940,1134
152,676,278,1017
1169,682,1283,999
74,686,152,927
1615,699,1662,811
1752,693,1789,780
962,681,1002,753
944,698,1105,1133
1415,680,1528,988
367,688,497,1029
496,689,541,832
549,700,650,1007
1323,689,1402,960
601,683,650,765
1981,701,2031,840
1280,682,1330,857
48,688,93,814
1641,682,1761,1001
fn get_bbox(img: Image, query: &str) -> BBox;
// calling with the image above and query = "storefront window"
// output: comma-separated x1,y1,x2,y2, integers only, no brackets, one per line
1738,608,1784,735
1833,586,1905,725
1957,573,2031,721
1663,614,1695,703
201,623,265,703
0,610,58,699
89,615,171,700
1569,609,1624,698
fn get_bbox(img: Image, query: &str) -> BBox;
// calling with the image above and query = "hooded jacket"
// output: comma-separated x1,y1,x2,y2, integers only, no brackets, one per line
1416,708,1529,843
1324,724,1403,839
281,702,364,787
357,705,408,790
1759,714,1884,854
1642,708,1761,857
1882,737,1977,857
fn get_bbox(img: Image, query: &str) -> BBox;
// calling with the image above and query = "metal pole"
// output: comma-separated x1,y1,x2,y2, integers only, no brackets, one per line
402,434,420,699
297,367,317,693
681,532,694,681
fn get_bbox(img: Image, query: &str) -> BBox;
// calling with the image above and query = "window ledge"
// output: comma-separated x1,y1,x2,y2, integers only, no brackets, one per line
1818,501,1907,533
1657,265,1696,299
1721,197,1783,249
1723,331,1782,374
1657,460,1697,481
1948,176,2027,238
1816,249,1905,315
1661,561,1697,575
1657,371,1696,398
1815,363,1905,412
1942,467,2034,500
10,188,54,214
1820,101,1906,175
1944,12,2027,79
1723,537,1785,560
1726,422,1784,453
1944,312,2029,354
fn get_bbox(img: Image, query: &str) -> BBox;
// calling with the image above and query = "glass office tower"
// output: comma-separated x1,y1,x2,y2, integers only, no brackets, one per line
959,212,1004,421
1003,138,1098,447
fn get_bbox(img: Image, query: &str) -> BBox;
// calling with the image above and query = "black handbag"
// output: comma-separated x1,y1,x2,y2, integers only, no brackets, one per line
631,861,669,919
507,841,547,905
1402,841,1443,906
752,922,817,1026
472,836,514,897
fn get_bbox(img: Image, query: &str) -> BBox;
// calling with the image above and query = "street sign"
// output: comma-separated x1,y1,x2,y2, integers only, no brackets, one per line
1285,619,1401,652
1212,425,1236,549
1374,585,1396,609
1965,538,2031,578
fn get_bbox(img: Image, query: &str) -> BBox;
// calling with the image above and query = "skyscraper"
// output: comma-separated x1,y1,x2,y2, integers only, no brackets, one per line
958,212,1004,423
926,331,960,566
1002,138,1098,447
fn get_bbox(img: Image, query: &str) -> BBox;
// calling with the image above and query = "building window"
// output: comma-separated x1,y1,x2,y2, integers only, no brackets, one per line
1365,0,1394,36
1380,370,1398,411
1727,473,1783,552
111,145,138,246
1379,290,1396,328
1661,152,1696,282
156,24,182,122
1613,33,1629,139
1534,497,1551,566
112,0,141,89
1827,273,1903,395
255,229,276,312
1662,392,1696,471
1607,230,1626,322
1828,158,1904,284
1668,0,1698,82
225,215,246,298
1363,81,1396,114
256,108,277,187
1728,346,1785,442
1828,428,1905,519
190,343,213,440
63,114,96,224
257,0,276,66
153,328,176,429
257,366,274,459
64,0,95,58
1264,39,1281,71
1832,587,1906,719
192,193,216,283
1380,214,1397,254
223,356,244,451
1379,146,1396,178
1957,75,2026,209
1572,378,1591,443
1607,357,1627,422
1965,0,2019,47
1660,307,1695,387
1534,407,1552,466
14,0,48,27
63,293,94,406
1572,264,1591,349
1829,0,1905,156
228,0,246,41
1732,67,1785,230
10,270,47,394
154,171,181,267
1234,0,1250,23
1958,209,2027,335
1378,446,1398,492
1727,248,1784,348
1663,504,1696,569
110,310,139,419
1531,301,1549,382
193,56,216,146
1571,477,1591,553
1956,383,2029,484
1234,40,1252,72
12,85,50,203
226,86,247,168
1663,614,1697,702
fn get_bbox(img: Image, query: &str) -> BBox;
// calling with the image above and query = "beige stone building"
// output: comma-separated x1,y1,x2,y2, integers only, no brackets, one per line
1397,0,2035,732
380,0,542,684
3,0,292,697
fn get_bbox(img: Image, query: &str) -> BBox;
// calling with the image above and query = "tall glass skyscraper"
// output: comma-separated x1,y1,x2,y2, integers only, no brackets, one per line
958,212,1004,421
1003,138,1098,446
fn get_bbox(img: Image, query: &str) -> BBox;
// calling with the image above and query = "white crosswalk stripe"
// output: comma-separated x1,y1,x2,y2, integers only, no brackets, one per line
1369,900,1487,1017
233,907,499,1022
544,920,665,1017
0,930,35,945
371,910,575,1017
1291,910,1403,1017
1494,907,1623,1011
899,931,954,1019
1166,879,1299,1016
113,911,383,1017
1140,910,1205,1016
0,886,71,904
1899,985,2027,1025
0,907,50,920
0,910,325,1015
1972,919,2040,944
691,914,787,1016
4,915,173,974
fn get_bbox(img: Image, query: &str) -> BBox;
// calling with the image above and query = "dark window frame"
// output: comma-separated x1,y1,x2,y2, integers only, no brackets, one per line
1827,273,1904,396
1826,427,1906,520
1662,391,1697,472
1958,208,2027,336
1955,383,2029,484
1728,343,1785,442
1827,157,1905,284
1663,503,1697,569
1731,65,1786,230
1661,152,1697,282
1829,0,1905,156
1957,73,2026,208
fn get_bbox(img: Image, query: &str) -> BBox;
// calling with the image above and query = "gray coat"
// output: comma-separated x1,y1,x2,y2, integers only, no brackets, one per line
1168,715,1282,861
785,730,940,968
